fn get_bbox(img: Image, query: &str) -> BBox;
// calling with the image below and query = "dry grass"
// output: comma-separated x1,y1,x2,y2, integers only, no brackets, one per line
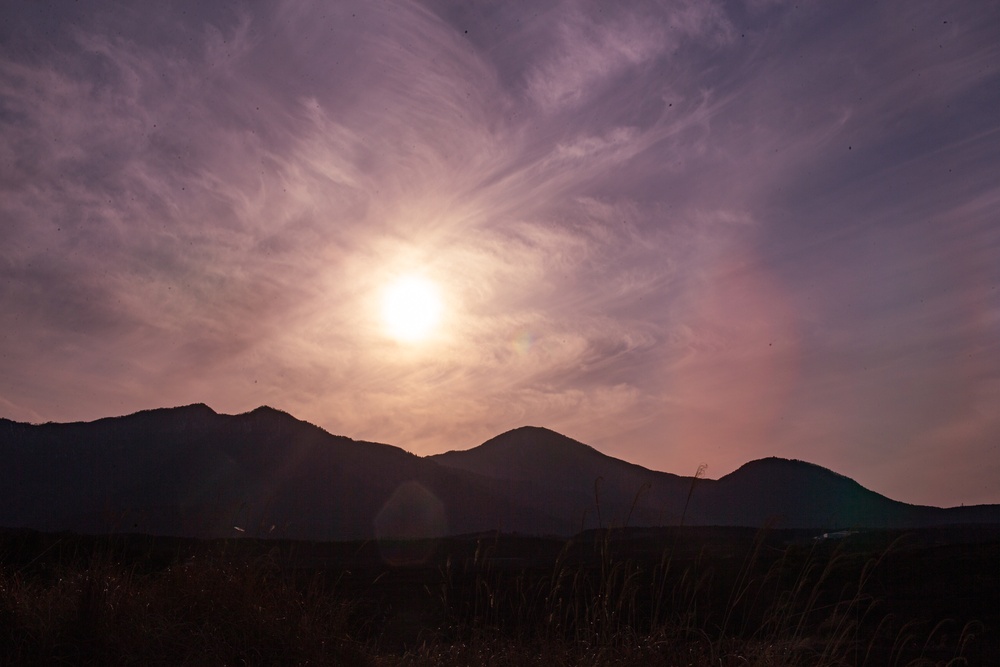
1,548,365,665
0,530,990,666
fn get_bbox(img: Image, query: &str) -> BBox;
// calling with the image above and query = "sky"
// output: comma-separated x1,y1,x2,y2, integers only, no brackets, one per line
1,0,998,508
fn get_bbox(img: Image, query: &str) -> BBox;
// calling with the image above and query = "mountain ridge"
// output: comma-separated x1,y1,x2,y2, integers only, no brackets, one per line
2,405,998,540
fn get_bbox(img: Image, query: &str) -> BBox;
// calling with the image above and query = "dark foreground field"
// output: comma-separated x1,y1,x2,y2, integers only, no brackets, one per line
1,525,997,666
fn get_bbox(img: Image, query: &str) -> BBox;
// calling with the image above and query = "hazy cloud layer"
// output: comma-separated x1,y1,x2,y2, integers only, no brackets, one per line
2,0,998,506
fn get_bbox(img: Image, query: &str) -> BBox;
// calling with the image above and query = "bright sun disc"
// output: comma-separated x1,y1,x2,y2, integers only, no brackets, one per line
380,275,443,343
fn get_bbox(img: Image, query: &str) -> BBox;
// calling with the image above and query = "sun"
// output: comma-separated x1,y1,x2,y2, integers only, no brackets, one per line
380,275,444,343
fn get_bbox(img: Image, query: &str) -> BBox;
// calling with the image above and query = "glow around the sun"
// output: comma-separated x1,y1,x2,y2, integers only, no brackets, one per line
380,275,444,343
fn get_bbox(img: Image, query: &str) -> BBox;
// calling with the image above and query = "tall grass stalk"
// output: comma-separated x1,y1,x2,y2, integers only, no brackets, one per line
1,528,991,666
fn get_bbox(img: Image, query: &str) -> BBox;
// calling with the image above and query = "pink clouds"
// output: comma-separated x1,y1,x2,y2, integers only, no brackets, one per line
0,0,998,506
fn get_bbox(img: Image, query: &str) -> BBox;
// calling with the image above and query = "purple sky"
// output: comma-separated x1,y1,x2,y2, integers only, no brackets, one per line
2,0,998,507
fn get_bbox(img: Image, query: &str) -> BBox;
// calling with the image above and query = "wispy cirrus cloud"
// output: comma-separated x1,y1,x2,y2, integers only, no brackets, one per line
1,0,998,506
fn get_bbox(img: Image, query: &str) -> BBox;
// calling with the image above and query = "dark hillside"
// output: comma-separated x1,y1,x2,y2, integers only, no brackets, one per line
2,408,998,539
686,457,1000,528
0,406,559,540
432,426,694,531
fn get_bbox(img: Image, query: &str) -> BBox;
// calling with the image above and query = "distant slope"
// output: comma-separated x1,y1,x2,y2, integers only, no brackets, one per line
695,457,1000,528
0,405,561,540
686,458,922,528
433,426,705,531
433,429,1000,531
2,408,997,539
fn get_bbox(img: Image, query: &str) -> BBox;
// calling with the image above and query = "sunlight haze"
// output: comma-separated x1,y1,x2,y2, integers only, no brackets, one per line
380,275,444,343
1,0,998,507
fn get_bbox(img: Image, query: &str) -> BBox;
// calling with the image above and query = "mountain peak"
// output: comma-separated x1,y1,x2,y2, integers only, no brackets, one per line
725,457,856,484
430,426,626,486
244,405,294,419
507,425,563,435
480,425,600,453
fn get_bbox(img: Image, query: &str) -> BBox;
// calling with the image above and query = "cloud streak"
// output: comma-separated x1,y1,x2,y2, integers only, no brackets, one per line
1,0,998,506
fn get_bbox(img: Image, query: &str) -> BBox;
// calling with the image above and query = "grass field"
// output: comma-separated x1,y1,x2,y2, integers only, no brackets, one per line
1,526,997,665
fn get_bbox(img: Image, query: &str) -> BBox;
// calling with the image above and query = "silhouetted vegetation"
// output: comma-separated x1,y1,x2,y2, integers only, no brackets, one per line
1,526,997,665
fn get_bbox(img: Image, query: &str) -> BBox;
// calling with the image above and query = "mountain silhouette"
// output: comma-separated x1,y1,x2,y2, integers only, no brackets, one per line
1,406,997,540
433,427,1000,530
698,457,1000,528
0,405,560,540
431,426,693,531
